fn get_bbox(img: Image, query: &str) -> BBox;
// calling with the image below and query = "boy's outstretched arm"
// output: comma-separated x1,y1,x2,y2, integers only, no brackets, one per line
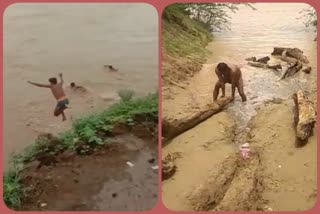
58,73,64,85
27,81,51,88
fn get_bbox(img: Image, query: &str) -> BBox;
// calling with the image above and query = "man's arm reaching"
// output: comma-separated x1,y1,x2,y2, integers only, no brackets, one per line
27,81,51,88
58,73,64,85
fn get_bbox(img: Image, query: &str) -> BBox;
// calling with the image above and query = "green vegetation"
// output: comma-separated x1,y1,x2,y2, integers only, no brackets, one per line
162,4,212,83
3,165,23,209
162,4,212,57
118,89,135,102
3,92,158,209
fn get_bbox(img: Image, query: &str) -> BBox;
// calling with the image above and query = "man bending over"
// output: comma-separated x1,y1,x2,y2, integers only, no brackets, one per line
213,62,247,102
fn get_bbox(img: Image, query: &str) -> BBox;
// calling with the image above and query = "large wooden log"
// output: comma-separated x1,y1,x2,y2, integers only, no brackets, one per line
293,90,316,147
162,97,232,140
271,47,309,64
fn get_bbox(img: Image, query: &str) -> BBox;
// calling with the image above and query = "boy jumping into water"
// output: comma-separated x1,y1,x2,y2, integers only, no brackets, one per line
213,62,247,102
28,73,69,121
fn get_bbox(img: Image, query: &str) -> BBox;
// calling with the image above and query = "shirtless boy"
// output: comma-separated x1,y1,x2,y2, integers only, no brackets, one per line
213,62,247,102
28,73,69,121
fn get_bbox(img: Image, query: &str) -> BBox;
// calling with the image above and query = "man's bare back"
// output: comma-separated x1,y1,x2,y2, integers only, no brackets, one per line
213,62,247,102
28,73,69,121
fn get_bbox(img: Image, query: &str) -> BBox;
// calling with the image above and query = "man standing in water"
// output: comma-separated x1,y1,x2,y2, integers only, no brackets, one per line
28,73,69,121
213,62,247,102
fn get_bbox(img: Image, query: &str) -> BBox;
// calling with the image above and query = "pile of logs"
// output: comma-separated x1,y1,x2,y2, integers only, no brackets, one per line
246,47,312,80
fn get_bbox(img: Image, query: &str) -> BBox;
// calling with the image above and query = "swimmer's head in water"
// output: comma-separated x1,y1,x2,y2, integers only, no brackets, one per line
217,62,230,73
49,77,57,84
70,82,76,87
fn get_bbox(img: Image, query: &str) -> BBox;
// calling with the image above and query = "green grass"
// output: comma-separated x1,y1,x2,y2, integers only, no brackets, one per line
3,92,158,209
162,4,212,57
3,159,23,209
118,89,135,102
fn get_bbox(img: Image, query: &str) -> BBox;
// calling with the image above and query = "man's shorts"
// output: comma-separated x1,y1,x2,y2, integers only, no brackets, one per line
56,98,69,110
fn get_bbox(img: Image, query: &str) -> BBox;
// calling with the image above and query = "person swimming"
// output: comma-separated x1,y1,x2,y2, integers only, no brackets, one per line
70,82,87,92
104,65,118,72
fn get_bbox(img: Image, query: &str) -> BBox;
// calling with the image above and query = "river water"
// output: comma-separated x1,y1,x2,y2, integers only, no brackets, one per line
3,3,158,168
188,3,317,131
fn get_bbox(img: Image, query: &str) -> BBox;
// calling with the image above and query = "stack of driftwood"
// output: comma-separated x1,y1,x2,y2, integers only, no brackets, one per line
247,47,316,147
246,47,312,80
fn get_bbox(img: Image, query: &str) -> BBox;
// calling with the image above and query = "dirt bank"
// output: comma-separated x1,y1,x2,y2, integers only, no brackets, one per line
162,4,212,91
21,132,158,211
4,94,158,211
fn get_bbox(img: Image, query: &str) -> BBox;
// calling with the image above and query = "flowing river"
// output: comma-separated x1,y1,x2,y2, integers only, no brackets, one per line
3,3,158,168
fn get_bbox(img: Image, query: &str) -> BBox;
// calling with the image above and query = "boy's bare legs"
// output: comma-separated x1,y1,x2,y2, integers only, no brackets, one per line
61,111,67,121
54,106,67,121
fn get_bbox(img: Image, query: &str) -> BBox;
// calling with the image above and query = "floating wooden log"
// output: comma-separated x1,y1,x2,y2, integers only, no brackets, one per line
245,57,257,62
271,47,309,64
256,56,270,64
247,62,281,71
162,97,232,140
293,90,316,147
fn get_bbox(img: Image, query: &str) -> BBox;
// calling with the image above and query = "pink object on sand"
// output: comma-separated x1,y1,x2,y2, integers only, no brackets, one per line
239,143,250,159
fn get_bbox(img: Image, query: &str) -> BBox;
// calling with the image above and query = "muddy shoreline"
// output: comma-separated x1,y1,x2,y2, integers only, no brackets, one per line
162,96,317,211
18,119,158,211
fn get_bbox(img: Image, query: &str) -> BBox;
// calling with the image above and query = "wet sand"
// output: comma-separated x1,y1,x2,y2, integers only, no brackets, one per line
3,3,158,168
162,3,317,211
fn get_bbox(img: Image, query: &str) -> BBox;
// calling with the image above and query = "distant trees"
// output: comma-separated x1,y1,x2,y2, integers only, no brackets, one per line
299,6,317,27
185,3,255,32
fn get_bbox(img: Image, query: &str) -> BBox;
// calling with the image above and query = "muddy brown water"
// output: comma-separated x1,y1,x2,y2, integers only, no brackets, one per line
3,3,158,168
183,3,317,131
163,3,317,211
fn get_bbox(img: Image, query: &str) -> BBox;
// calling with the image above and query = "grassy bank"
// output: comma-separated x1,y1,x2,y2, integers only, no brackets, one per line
3,92,158,209
162,4,212,85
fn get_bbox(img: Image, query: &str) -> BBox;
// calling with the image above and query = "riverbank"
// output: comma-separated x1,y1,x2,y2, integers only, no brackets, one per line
4,93,158,211
162,4,212,90
161,3,317,211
